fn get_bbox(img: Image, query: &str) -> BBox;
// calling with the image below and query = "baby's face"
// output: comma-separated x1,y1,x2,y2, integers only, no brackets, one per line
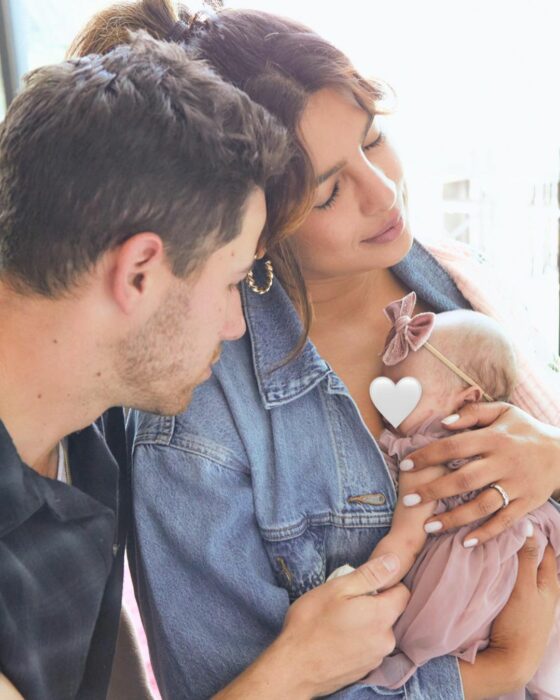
382,352,462,435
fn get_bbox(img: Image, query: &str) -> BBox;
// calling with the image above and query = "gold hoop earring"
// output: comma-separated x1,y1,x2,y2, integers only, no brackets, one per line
246,259,274,295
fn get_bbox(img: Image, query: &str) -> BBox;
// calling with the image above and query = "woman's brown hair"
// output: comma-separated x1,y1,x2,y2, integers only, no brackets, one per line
69,1,387,357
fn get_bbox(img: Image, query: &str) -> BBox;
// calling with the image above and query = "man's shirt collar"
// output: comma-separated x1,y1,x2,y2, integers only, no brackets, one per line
0,420,118,538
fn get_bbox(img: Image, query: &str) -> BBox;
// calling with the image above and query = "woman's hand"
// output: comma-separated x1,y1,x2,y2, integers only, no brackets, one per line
459,533,560,700
400,402,560,546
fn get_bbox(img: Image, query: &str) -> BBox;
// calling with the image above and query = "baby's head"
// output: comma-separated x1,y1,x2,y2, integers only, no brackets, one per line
382,309,518,435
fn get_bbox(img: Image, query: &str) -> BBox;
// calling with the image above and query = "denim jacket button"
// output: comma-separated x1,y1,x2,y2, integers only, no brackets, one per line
347,493,386,506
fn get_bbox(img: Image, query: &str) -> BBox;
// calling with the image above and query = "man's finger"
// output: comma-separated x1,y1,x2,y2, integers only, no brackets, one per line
338,554,401,596
375,583,410,624
402,431,488,472
437,402,510,432
402,460,496,505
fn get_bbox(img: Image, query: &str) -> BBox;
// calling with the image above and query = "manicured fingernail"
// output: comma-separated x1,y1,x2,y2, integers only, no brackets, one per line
403,494,421,507
523,521,534,538
463,538,479,548
379,553,400,573
400,459,414,471
424,521,443,533
442,414,460,425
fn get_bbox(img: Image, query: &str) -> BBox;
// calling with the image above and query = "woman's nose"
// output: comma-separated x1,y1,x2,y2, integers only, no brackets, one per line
358,159,398,216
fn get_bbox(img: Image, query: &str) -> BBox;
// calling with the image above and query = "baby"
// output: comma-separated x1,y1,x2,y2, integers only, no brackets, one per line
332,292,560,700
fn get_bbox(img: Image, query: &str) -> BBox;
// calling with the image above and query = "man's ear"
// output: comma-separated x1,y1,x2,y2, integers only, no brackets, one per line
458,384,484,405
109,233,166,314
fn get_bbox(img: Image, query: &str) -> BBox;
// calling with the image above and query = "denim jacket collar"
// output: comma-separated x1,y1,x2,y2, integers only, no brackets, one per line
243,239,470,409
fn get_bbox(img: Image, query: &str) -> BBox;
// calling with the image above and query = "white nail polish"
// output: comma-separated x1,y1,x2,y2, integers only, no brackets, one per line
523,521,534,538
442,414,460,425
424,521,443,534
400,459,414,471
463,538,479,548
403,494,421,507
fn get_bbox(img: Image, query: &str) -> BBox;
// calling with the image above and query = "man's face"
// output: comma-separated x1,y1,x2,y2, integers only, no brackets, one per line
118,188,266,415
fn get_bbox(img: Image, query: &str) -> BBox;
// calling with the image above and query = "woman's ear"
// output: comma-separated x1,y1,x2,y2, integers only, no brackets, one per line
254,237,267,260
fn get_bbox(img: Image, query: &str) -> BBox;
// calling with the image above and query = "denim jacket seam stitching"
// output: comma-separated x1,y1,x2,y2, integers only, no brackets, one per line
322,386,349,502
264,368,331,407
260,512,393,541
132,436,248,475
165,441,248,474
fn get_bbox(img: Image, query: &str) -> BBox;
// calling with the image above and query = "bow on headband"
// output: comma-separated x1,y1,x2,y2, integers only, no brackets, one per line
381,291,435,366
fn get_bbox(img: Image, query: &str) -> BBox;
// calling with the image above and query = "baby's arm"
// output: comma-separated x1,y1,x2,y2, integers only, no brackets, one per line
369,464,448,588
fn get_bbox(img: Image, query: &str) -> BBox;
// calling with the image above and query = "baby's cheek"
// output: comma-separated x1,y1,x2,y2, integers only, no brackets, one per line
398,394,437,434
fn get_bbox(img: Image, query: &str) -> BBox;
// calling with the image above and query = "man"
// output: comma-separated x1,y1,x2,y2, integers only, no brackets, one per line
0,34,408,700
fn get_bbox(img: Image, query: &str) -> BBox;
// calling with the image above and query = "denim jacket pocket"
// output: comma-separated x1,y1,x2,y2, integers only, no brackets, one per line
264,524,326,601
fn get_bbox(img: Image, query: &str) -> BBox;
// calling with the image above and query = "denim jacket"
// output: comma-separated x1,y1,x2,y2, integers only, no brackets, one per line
130,240,480,700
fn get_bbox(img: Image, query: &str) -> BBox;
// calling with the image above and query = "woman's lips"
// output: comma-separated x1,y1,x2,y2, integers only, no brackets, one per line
362,214,405,244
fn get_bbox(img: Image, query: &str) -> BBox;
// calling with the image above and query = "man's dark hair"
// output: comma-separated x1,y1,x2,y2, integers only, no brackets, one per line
0,32,290,296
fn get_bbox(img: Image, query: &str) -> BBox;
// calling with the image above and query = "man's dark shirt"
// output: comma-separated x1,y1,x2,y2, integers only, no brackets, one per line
0,409,128,700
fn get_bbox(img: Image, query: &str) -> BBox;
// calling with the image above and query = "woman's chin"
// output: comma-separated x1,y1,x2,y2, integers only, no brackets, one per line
389,226,414,263
363,225,414,268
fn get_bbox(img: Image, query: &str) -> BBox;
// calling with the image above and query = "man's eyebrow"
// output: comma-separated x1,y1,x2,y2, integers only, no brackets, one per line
314,113,375,187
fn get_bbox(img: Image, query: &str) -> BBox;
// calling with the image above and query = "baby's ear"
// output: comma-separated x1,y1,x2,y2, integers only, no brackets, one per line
459,385,484,405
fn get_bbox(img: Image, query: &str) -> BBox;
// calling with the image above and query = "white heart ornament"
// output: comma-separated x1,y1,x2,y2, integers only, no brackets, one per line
369,377,422,428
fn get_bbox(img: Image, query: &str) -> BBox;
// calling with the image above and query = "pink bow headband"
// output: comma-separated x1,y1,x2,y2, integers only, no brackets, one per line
381,292,494,402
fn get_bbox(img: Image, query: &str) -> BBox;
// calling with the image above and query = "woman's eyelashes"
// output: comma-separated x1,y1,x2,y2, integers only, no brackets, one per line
317,182,340,210
315,132,385,211
363,131,385,152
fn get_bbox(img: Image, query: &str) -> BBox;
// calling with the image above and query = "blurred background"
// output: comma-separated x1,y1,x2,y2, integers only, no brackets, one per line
1,0,559,369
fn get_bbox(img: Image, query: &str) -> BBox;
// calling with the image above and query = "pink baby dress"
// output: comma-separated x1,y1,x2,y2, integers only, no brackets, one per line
363,414,560,700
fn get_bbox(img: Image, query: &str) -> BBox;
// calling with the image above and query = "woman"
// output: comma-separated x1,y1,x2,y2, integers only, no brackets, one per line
71,3,560,698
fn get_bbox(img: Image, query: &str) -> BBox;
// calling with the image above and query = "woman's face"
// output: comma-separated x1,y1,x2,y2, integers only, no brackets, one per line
294,87,413,280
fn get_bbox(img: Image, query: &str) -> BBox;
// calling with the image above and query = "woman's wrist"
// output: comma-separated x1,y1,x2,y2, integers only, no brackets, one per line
458,651,527,700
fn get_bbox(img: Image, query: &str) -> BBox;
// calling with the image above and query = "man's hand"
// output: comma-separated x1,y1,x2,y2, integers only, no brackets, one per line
213,554,410,700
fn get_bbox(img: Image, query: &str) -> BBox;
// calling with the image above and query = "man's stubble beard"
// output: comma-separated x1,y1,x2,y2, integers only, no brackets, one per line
114,285,200,416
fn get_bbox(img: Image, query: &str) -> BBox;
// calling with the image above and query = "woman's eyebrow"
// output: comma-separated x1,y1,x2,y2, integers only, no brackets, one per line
314,113,375,186
315,160,345,186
